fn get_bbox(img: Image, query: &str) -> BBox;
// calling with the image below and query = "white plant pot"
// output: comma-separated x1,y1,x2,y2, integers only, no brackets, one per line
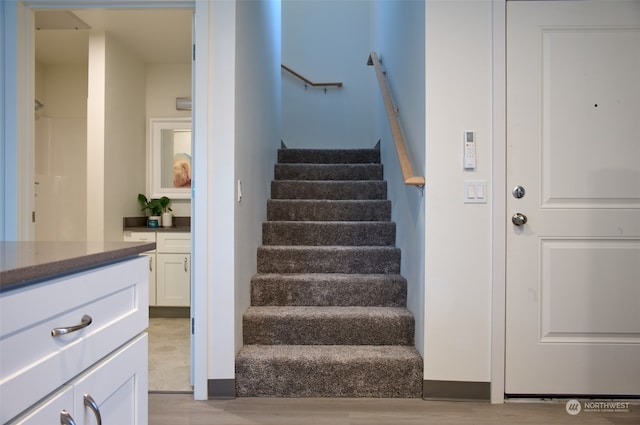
161,212,173,228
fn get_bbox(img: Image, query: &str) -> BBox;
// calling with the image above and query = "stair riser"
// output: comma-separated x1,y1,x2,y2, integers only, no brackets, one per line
257,247,401,274
267,200,391,221
278,149,380,164
236,356,422,397
244,314,414,345
274,164,383,181
251,276,407,307
271,181,387,200
262,222,395,246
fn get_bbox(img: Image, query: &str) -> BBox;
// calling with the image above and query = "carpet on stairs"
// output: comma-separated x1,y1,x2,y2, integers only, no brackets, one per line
236,147,423,398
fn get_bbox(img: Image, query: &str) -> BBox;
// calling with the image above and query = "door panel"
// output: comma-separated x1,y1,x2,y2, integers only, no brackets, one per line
506,0,640,396
541,28,640,207
540,239,640,343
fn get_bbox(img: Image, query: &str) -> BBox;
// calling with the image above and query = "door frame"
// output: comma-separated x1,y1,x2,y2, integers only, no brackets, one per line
498,0,640,397
490,0,507,404
2,0,208,400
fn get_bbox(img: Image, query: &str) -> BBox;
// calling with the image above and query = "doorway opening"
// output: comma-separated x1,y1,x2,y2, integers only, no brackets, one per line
33,7,194,393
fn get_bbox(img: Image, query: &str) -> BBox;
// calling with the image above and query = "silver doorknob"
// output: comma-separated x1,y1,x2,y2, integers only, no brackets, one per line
512,213,528,226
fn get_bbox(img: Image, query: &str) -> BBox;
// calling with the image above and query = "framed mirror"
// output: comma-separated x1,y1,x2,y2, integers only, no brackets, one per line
149,118,192,199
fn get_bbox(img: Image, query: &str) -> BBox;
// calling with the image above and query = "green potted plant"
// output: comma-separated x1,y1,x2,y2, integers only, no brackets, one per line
138,194,172,228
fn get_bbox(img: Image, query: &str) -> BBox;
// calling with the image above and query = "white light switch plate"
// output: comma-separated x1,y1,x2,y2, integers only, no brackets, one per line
464,180,487,204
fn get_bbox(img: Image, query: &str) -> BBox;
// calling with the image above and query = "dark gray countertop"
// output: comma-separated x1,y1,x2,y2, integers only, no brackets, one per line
123,226,191,233
0,241,156,292
123,216,191,233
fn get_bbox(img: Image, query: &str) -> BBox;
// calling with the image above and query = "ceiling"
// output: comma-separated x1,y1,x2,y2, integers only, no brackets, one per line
35,9,192,65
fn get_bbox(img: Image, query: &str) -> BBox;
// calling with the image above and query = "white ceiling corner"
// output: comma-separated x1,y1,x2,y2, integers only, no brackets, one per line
35,9,192,66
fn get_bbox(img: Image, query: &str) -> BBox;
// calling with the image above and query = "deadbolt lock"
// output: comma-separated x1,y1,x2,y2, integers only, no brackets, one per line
512,186,526,199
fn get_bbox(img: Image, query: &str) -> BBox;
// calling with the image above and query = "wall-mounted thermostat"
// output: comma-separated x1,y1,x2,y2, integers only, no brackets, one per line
463,130,476,170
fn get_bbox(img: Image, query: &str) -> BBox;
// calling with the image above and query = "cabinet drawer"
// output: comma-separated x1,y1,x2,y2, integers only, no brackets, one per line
7,384,74,425
0,257,148,424
124,231,157,248
8,334,148,425
157,232,191,253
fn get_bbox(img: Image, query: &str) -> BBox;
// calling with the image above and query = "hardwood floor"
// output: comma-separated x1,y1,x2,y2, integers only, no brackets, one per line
149,394,639,425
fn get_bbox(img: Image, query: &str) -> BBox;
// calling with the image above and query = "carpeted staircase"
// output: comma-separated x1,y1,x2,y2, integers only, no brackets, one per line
235,147,423,397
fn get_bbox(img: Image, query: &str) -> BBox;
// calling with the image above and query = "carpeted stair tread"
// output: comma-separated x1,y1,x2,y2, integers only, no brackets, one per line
243,306,414,345
251,273,407,307
267,199,391,221
235,344,422,397
262,221,396,246
271,180,387,200
278,148,380,164
237,147,422,398
257,246,400,274
275,163,383,181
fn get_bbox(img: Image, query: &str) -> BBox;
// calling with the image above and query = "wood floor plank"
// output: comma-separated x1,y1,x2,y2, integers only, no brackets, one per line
149,394,640,425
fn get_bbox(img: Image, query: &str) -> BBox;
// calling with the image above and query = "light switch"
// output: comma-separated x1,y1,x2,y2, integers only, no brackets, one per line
464,180,487,204
467,184,476,199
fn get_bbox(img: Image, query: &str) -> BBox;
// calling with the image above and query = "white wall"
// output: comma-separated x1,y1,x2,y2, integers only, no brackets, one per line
234,0,282,351
146,63,192,217
370,0,426,359
86,32,106,242
424,0,493,384
87,31,147,241
203,0,282,389
204,0,238,385
0,1,6,241
104,33,147,241
35,63,88,241
282,0,374,149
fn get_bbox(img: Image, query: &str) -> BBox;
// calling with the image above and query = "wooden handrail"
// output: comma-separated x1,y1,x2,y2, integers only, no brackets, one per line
367,53,425,187
281,64,343,88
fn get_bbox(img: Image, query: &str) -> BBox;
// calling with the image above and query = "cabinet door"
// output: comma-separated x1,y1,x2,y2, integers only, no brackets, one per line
8,385,74,425
123,233,157,307
141,253,157,306
74,334,148,425
156,253,191,306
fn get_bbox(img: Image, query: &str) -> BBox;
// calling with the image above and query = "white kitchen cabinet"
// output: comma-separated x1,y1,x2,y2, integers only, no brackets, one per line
157,253,191,306
10,334,147,425
0,256,148,424
7,386,74,425
141,252,157,305
123,231,157,305
124,231,191,307
156,233,191,306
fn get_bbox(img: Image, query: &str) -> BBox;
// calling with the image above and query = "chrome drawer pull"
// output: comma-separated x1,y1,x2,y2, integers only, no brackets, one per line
51,314,93,337
60,410,76,425
84,393,103,425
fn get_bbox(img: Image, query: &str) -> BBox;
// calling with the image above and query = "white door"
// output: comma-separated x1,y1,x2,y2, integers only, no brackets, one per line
505,0,640,396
